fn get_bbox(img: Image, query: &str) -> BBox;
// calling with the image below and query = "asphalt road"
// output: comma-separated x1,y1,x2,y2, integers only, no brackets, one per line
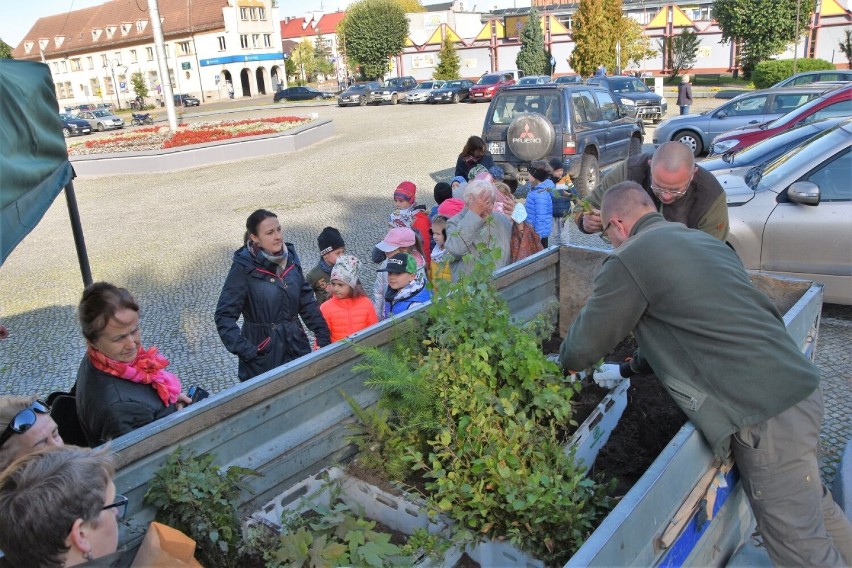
2,95,849,482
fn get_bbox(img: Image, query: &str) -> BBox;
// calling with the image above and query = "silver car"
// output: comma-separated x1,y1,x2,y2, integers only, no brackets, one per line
653,86,830,156
403,80,445,103
718,118,852,304
79,109,125,131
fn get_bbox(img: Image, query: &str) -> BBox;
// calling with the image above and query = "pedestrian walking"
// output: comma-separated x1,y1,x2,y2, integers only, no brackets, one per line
677,74,694,115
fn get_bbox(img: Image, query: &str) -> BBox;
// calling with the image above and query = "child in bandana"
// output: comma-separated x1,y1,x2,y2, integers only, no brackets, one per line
319,255,378,342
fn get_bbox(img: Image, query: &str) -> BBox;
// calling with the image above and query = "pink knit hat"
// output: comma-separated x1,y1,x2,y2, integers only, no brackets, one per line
437,198,465,218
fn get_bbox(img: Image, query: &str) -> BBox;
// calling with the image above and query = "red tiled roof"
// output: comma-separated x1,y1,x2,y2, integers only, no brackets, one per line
12,0,228,60
280,11,344,40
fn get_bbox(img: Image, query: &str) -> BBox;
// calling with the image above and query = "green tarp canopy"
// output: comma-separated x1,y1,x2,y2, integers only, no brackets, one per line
0,59,75,266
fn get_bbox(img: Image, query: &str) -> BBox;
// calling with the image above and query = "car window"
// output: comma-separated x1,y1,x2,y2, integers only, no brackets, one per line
593,90,619,121
805,99,852,123
728,95,767,115
478,75,500,85
571,91,600,123
92,110,109,117
802,147,851,201
771,93,811,113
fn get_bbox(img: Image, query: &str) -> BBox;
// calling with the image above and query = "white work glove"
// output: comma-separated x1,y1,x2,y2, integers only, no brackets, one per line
592,364,627,389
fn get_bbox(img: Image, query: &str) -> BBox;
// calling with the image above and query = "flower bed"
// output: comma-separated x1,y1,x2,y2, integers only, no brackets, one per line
66,116,312,156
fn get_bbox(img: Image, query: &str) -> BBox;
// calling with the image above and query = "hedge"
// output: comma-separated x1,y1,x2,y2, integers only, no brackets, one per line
752,58,836,89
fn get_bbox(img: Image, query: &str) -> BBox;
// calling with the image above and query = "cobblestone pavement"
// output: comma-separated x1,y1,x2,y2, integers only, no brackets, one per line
1,94,848,484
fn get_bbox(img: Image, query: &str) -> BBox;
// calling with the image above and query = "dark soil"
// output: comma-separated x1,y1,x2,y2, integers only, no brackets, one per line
543,333,688,497
454,552,481,567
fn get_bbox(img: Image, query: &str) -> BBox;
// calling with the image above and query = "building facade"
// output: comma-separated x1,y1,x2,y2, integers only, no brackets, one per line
12,0,286,109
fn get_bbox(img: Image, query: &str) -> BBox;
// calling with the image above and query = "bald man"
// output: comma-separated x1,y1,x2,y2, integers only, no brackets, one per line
560,182,852,567
576,141,728,241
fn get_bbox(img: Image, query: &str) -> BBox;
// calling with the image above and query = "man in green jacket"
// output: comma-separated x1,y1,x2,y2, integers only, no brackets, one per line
560,182,851,567
575,141,729,241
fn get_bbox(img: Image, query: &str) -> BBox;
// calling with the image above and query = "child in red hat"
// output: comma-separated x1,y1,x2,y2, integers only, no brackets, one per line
389,181,431,268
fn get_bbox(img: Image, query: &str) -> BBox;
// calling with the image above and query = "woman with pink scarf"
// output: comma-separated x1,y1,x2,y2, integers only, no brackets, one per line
75,283,190,446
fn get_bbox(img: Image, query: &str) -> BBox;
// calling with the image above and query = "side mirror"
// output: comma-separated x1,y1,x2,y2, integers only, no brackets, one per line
716,110,727,118
787,181,820,206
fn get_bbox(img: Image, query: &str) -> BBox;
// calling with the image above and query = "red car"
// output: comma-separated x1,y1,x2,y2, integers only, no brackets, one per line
710,83,852,155
469,72,516,102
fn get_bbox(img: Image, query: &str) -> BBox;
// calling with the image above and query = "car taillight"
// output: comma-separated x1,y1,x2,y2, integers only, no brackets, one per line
564,135,576,155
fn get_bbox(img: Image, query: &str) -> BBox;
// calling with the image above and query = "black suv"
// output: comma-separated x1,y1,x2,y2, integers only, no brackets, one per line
174,94,200,107
585,76,667,123
482,84,644,195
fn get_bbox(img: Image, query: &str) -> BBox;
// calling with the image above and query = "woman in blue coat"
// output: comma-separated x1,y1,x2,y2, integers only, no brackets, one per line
215,209,331,382
524,160,554,247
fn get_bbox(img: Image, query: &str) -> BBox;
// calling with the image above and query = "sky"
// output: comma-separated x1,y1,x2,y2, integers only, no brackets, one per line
1,0,527,49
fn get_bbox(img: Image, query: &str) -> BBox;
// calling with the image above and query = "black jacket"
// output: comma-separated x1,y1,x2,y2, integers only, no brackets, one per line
215,243,331,381
76,356,179,446
454,152,496,180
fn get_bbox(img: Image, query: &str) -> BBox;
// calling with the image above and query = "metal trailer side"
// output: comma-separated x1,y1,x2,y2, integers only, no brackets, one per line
110,246,824,566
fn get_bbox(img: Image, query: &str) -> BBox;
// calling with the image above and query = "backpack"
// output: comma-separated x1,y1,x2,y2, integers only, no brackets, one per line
510,221,544,263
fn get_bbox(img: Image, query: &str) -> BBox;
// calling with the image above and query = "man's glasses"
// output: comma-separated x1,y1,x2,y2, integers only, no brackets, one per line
651,174,693,198
0,400,50,450
600,219,615,244
103,494,129,520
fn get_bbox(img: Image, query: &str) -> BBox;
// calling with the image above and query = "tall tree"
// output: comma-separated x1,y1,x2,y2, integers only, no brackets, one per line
434,36,461,80
620,17,656,70
393,0,425,12
0,38,12,59
339,0,409,80
713,0,817,78
839,28,852,68
131,72,149,99
313,31,335,78
659,28,700,79
570,0,621,76
516,8,548,75
291,38,316,84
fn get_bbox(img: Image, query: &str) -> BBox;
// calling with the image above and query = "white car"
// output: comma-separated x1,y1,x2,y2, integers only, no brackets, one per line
718,119,852,304
404,81,446,103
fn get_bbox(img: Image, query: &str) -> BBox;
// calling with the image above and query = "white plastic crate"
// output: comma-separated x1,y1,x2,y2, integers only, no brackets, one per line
567,378,630,472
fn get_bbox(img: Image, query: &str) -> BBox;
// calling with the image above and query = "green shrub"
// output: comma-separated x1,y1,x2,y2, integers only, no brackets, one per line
349,245,615,565
144,448,260,568
752,58,835,89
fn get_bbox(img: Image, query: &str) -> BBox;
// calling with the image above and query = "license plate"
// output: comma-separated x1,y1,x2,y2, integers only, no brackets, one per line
487,141,505,155
473,93,483,97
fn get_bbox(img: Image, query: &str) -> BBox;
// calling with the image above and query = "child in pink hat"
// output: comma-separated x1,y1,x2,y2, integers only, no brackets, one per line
389,181,431,267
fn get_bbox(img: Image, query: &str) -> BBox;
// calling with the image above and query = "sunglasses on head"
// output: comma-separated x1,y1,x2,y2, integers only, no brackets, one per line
0,400,50,450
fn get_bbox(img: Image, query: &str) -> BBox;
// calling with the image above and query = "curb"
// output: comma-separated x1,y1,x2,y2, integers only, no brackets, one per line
70,118,335,177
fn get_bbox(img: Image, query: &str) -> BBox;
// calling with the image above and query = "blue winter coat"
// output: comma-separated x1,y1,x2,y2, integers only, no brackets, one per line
215,243,331,382
525,179,554,238
384,281,432,317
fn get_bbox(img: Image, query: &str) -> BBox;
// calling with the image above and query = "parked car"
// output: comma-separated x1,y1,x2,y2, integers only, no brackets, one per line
771,69,852,88
552,75,583,85
78,109,124,131
699,117,847,175
173,94,200,107
482,84,644,195
710,83,852,155
517,75,551,86
337,81,382,106
428,79,475,104
469,72,516,102
370,76,417,105
719,118,852,304
654,85,832,156
585,75,667,123
58,112,92,137
403,80,446,103
273,86,334,102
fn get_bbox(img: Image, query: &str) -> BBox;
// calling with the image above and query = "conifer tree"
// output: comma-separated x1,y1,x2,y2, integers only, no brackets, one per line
516,8,548,75
434,36,461,80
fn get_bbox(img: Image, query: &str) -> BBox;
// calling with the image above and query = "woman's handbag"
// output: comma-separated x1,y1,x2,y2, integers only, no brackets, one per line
510,221,544,263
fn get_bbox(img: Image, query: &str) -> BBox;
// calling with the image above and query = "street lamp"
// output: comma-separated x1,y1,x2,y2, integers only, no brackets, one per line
103,60,122,110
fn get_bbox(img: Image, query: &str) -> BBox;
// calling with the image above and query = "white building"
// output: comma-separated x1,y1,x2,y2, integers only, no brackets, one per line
12,0,286,109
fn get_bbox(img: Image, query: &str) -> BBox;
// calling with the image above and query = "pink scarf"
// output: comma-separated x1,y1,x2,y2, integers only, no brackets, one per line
87,346,182,406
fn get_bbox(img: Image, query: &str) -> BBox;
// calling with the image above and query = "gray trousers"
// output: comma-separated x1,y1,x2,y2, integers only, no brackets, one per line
732,388,852,567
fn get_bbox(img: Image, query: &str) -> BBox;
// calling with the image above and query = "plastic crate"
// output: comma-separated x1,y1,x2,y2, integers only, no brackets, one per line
567,378,630,472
